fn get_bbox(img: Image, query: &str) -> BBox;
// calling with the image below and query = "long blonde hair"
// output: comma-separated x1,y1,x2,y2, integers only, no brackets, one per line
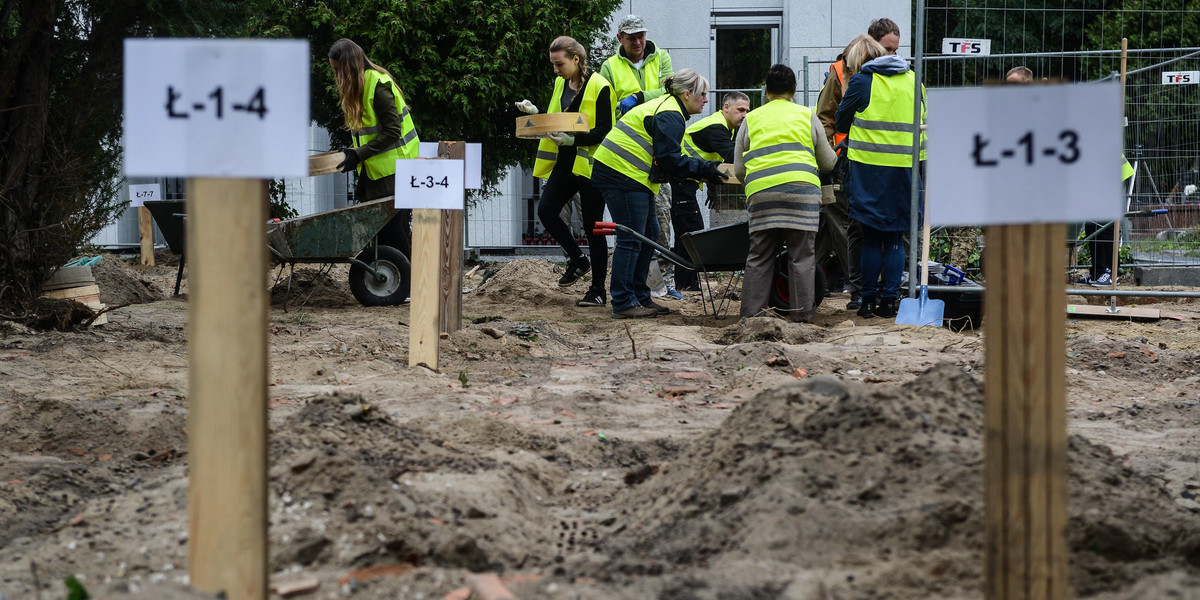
328,39,405,131
844,34,886,75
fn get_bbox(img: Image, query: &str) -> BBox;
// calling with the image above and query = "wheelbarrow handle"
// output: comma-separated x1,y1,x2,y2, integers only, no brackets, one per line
593,228,616,236
595,221,617,229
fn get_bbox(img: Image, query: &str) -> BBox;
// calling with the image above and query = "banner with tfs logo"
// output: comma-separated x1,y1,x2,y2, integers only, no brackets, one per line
1162,71,1199,85
941,38,991,55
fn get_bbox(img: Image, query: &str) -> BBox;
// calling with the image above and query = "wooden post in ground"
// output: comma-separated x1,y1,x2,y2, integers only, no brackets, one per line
410,207,442,369
983,223,1068,600
438,141,464,334
139,206,156,266
186,178,269,600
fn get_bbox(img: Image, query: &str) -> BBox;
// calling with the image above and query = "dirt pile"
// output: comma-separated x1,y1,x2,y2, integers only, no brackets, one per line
91,257,164,305
596,364,1200,598
473,259,578,305
269,266,358,308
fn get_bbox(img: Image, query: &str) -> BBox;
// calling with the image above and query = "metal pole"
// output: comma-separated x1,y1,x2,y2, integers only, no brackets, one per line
802,55,810,106
925,284,1200,299
908,0,926,298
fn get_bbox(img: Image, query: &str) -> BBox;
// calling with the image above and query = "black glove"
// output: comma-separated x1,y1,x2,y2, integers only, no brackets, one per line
336,148,360,173
705,161,730,185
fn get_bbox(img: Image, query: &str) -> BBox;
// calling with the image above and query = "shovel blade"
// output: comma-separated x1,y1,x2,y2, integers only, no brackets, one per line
895,287,945,327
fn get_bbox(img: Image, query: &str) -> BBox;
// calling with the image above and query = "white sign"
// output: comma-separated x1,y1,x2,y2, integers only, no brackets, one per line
941,38,992,55
123,39,309,178
129,183,161,207
926,82,1123,226
1162,71,1200,85
395,159,464,209
418,142,483,189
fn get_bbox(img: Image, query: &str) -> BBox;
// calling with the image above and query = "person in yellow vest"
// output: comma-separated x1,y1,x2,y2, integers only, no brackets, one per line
1079,157,1137,286
328,38,421,263
816,19,901,311
733,64,837,323
513,36,614,307
592,69,728,319
834,35,926,319
672,91,749,292
599,14,680,299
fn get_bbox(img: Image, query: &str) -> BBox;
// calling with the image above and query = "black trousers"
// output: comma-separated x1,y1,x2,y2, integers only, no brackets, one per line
359,173,411,258
1085,221,1114,279
668,178,705,290
537,163,609,294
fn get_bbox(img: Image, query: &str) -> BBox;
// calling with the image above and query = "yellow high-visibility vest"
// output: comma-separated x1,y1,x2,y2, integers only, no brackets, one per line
606,51,664,101
847,70,926,168
743,99,820,196
681,111,730,162
355,69,420,180
593,96,681,193
532,72,613,179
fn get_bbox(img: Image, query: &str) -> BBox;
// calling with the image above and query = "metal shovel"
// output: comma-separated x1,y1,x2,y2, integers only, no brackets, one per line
896,187,944,327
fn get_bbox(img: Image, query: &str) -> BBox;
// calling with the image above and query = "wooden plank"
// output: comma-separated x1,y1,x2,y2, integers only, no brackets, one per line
139,206,156,267
1066,304,1160,321
983,225,1007,600
42,284,100,299
439,141,465,334
409,208,441,369
186,178,268,600
985,224,1069,600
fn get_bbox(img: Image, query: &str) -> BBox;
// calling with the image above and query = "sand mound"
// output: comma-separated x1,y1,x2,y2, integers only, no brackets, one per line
595,364,1200,598
270,267,358,308
474,259,577,305
91,256,162,305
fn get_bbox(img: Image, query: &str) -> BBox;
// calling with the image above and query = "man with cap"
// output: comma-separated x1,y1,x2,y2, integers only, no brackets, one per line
601,15,680,298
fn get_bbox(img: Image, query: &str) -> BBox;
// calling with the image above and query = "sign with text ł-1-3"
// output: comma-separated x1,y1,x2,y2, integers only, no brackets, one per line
129,183,160,207
925,82,1123,226
394,159,465,210
122,39,309,178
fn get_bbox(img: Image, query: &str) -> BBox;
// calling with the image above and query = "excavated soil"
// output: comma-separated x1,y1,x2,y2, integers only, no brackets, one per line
4,255,1200,599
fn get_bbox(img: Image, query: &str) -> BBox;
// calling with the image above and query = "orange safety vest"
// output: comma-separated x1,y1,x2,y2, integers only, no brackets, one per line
830,60,848,151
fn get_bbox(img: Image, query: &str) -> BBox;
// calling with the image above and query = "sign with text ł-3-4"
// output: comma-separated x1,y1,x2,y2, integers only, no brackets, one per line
122,39,309,178
925,82,1123,226
394,159,465,210
129,183,160,207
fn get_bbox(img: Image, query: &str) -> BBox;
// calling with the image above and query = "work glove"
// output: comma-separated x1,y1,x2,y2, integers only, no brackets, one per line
513,99,538,114
336,148,360,173
704,161,730,185
617,94,639,115
547,132,575,146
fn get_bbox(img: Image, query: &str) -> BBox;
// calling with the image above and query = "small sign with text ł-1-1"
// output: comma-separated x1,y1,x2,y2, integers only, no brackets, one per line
394,159,464,210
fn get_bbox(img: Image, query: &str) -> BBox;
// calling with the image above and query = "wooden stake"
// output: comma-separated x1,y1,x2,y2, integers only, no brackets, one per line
409,208,442,369
984,224,1068,600
438,141,465,334
138,206,156,267
186,178,268,600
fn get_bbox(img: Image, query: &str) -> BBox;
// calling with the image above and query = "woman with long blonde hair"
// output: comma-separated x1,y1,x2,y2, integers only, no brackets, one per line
328,39,420,302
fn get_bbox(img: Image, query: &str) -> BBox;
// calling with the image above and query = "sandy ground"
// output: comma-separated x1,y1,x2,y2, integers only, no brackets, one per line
3,253,1200,599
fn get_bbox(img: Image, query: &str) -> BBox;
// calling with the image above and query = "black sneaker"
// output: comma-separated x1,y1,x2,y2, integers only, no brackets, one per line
558,256,591,287
641,299,670,315
576,290,606,307
846,292,862,310
874,297,898,318
1090,268,1115,287
856,297,876,318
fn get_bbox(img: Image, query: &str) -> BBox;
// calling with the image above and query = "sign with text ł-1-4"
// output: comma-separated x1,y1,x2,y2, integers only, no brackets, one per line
129,183,160,207
394,159,465,210
122,39,309,178
925,82,1123,226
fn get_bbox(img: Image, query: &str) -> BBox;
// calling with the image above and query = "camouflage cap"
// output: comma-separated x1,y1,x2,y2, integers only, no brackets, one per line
618,15,647,34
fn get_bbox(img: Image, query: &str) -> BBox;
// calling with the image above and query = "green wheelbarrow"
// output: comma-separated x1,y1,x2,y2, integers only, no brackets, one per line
267,197,410,307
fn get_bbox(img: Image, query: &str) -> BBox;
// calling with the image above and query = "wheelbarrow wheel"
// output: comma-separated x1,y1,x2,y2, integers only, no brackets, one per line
768,251,826,312
349,244,411,306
